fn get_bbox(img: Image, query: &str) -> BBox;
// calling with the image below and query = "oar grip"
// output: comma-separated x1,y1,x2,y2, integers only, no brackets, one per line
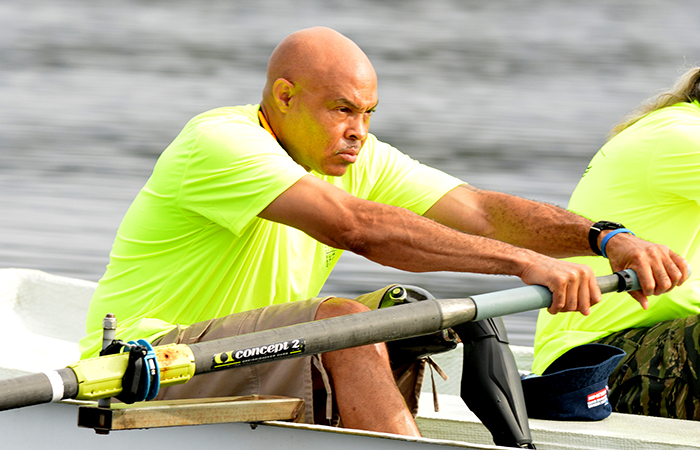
472,269,640,322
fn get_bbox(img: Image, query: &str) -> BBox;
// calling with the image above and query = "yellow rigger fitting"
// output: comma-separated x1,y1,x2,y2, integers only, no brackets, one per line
67,343,196,401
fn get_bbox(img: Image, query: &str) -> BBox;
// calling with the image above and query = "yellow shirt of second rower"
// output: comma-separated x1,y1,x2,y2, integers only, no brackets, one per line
533,101,700,374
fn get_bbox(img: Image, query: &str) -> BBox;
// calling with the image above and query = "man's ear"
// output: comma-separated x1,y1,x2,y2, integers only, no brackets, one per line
272,78,295,113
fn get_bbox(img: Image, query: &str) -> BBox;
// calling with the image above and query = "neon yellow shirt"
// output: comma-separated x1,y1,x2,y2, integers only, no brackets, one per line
80,104,463,359
532,101,700,374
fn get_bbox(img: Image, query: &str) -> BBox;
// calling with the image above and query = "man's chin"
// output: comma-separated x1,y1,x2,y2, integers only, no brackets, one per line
320,163,351,177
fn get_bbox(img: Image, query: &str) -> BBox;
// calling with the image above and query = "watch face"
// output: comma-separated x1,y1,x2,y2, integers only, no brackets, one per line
596,221,624,230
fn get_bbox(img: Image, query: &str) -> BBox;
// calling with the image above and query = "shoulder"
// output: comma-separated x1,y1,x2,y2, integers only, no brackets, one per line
598,102,700,162
156,105,302,188
642,102,700,141
184,105,263,138
179,105,290,161
645,103,700,160
354,133,414,170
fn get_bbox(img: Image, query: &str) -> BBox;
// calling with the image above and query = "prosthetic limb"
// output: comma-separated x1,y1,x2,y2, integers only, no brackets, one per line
452,318,535,449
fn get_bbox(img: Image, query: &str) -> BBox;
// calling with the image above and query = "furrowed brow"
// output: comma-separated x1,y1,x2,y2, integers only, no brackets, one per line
336,97,378,113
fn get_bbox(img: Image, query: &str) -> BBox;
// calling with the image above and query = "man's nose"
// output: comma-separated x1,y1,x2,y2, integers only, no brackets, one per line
346,115,369,141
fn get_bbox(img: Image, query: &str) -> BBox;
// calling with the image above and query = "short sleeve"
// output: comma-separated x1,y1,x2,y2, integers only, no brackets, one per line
179,120,308,235
336,135,464,214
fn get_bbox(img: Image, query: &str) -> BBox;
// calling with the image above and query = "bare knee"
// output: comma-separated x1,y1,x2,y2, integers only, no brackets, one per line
315,297,370,320
315,298,389,364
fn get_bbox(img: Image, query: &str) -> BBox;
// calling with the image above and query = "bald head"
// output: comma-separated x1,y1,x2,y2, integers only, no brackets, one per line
262,27,376,103
259,28,378,176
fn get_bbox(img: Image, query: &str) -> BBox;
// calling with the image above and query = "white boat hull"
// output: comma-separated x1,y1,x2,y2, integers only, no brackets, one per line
1,401,490,450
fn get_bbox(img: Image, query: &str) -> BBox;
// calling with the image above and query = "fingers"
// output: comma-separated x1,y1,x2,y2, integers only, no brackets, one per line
533,262,599,316
627,290,649,310
606,235,689,299
547,286,567,315
631,255,657,298
561,275,599,316
670,251,691,286
652,251,685,295
629,247,687,298
587,273,602,309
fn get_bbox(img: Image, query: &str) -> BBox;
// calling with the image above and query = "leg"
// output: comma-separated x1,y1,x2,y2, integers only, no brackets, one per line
315,298,421,436
595,315,700,420
154,300,326,423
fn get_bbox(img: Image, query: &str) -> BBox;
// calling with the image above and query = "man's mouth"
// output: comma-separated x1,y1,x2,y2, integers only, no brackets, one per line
338,152,358,163
337,147,360,164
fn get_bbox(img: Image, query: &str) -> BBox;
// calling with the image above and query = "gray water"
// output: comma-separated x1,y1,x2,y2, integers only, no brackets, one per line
2,0,699,345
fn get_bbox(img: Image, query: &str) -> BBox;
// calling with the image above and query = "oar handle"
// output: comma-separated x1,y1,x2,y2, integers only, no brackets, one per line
470,269,640,321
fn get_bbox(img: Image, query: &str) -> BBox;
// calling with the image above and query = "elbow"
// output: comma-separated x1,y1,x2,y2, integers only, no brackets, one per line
318,199,410,259
332,221,373,256
341,232,373,257
326,206,378,257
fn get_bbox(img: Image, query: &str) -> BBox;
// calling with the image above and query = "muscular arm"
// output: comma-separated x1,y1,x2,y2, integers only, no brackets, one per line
261,175,688,313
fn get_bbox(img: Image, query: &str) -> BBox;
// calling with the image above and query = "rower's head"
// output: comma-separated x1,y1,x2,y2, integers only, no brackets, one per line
260,27,378,177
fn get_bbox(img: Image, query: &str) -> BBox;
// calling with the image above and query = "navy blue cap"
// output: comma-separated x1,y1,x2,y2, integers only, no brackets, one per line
521,343,625,421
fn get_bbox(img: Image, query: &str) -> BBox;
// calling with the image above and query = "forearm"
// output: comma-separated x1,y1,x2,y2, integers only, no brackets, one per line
481,191,594,257
260,176,553,277
333,201,548,277
426,185,596,258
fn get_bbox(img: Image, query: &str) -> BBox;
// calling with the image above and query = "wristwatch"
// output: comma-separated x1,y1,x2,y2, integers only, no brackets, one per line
588,221,625,256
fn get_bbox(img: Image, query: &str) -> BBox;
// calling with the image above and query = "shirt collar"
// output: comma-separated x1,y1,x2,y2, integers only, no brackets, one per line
258,108,278,141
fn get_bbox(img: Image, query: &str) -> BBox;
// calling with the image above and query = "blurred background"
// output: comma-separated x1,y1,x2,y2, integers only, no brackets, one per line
1,0,699,345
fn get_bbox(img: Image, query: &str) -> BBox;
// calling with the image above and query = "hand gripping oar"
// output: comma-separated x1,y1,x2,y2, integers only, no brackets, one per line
0,269,640,412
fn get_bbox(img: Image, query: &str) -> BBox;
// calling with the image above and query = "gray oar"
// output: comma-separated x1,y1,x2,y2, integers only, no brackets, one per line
0,269,639,412
190,269,638,374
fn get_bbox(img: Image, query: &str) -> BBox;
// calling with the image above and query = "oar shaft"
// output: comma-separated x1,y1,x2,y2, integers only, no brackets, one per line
189,298,466,375
189,269,638,376
0,369,78,412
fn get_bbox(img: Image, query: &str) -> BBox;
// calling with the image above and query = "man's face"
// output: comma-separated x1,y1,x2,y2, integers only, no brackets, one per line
279,76,378,177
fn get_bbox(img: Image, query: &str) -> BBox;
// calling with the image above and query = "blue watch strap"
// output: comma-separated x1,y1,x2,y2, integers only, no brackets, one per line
601,228,635,258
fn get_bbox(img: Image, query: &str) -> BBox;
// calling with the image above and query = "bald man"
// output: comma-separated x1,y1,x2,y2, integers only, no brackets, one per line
79,27,688,436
